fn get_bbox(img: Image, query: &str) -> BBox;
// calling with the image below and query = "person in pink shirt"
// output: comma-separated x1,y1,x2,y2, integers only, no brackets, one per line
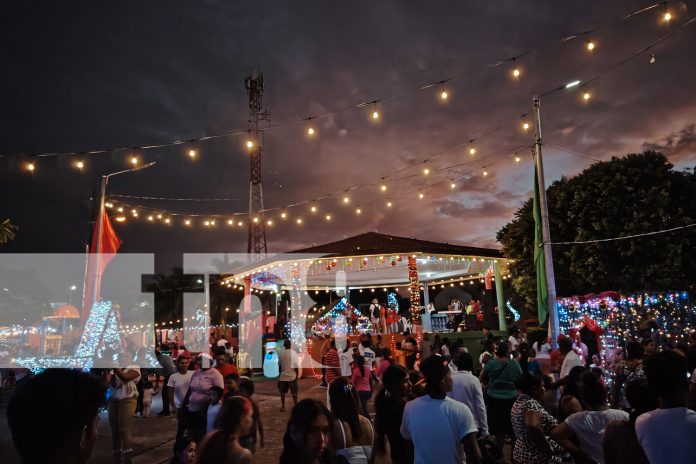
351,355,372,417
182,353,224,443
374,348,393,383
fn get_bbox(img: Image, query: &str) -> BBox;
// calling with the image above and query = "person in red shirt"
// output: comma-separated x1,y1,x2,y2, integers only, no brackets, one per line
214,350,239,394
324,338,341,386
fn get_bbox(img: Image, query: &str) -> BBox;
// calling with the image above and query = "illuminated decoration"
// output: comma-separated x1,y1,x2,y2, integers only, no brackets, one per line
27,162,35,172
469,147,476,155
188,149,197,159
407,256,421,324
586,40,596,51
506,300,521,322
583,91,591,101
75,160,85,170
130,157,138,166
388,292,399,312
289,265,307,354
650,52,656,63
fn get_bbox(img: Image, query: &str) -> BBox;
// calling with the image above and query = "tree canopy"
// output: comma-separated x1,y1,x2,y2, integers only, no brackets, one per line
497,151,696,303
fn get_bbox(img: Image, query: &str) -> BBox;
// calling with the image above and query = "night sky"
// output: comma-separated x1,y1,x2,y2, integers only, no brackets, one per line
2,1,695,272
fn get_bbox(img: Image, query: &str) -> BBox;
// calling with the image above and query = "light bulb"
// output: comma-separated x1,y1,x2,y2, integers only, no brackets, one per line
307,127,315,136
343,196,350,204
115,216,126,222
185,219,191,226
513,67,520,78
267,219,273,226
130,157,138,166
296,218,303,224
131,209,137,215
387,201,392,207
451,182,456,189
356,208,362,214
281,212,287,219
380,184,387,191
227,219,234,225
147,216,154,221
372,110,379,120
325,214,332,221
164,218,171,224
117,207,124,213
156,213,162,219
583,92,591,101
483,170,488,176
237,221,243,227
663,12,672,22
650,53,656,64
469,147,476,155
210,220,215,226
586,41,595,51
204,220,210,226
418,192,424,199
27,162,35,172
246,140,254,149
188,149,196,158
523,122,530,131
76,160,85,170
515,156,521,163
252,217,259,223
423,167,430,175
440,90,448,100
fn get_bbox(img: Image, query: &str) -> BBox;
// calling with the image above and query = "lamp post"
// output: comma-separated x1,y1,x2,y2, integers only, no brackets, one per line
68,285,77,306
88,162,156,310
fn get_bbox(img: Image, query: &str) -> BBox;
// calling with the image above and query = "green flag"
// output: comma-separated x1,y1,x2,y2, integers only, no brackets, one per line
533,165,548,324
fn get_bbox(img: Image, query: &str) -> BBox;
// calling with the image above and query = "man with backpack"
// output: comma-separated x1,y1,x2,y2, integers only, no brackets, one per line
370,298,381,333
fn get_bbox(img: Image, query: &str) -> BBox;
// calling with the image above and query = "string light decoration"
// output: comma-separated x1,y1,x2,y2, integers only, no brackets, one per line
10,1,690,171
407,256,422,325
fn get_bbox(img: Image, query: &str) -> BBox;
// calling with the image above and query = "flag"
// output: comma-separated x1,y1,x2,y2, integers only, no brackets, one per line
81,206,122,321
533,165,548,324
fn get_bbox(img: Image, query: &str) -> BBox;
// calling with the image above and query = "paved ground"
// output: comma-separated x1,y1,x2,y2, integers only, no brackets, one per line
0,376,327,464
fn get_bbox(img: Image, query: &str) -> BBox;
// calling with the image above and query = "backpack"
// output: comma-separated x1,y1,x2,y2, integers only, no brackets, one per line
371,304,380,319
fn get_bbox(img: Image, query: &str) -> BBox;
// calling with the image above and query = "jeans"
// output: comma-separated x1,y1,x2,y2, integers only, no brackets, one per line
358,390,371,417
160,376,171,413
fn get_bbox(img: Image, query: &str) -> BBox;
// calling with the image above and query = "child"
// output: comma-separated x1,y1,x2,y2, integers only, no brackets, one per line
206,386,224,434
223,373,240,401
237,378,265,452
142,380,155,417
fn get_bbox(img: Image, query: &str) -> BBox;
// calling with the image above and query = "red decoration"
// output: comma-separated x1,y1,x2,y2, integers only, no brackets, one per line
391,260,396,266
397,256,403,262
325,265,331,271
331,261,336,267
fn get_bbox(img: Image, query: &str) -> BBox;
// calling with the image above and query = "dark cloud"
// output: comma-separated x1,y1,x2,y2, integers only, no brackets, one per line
1,0,695,268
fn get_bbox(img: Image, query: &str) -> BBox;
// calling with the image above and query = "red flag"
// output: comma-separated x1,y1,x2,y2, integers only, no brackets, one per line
81,207,122,321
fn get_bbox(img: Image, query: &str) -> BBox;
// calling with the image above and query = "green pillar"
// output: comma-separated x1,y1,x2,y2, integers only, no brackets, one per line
494,261,506,331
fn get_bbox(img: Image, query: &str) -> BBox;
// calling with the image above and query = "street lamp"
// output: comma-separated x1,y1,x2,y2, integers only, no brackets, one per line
68,285,77,306
88,162,156,309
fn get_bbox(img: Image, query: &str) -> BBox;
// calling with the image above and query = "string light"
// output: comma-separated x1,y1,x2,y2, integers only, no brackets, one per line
164,217,171,224
227,219,234,225
147,215,154,221
380,184,387,191
343,196,350,204
586,40,596,51
185,219,191,226
512,59,521,78
650,53,656,63
281,212,287,219
188,149,197,159
371,102,380,120
450,182,456,189
663,11,672,23
356,208,362,214
469,147,476,155
130,157,138,166
310,205,317,213
267,219,273,226
246,140,254,149
115,216,126,222
418,192,424,199
26,162,35,172
307,118,316,136
522,122,530,131
296,218,303,224
386,201,393,207
483,170,489,176
515,155,521,162
75,160,85,170
583,91,591,101
325,214,332,221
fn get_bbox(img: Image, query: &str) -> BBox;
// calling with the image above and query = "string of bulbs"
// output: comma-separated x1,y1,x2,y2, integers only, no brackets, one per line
12,1,682,176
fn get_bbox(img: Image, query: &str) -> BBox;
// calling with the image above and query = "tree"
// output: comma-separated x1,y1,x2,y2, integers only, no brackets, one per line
497,151,696,302
0,219,17,244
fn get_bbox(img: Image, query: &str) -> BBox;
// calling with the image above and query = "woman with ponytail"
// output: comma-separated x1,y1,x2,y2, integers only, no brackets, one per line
196,396,253,464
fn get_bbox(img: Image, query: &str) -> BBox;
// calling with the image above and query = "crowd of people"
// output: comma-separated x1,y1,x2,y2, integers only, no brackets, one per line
5,328,696,464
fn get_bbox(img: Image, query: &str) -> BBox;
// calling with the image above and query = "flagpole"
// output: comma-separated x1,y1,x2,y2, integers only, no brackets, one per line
532,96,559,346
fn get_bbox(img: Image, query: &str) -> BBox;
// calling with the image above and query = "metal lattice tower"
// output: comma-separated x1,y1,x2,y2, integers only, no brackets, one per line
245,71,270,258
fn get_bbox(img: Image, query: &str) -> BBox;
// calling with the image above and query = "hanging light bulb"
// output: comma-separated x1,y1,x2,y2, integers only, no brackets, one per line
469,147,476,155
663,11,672,23
147,215,154,221
188,149,197,159
130,156,139,166
380,184,387,192
267,219,273,226
227,219,234,225
325,214,332,221
281,212,287,219
386,201,393,207
343,196,350,204
512,59,521,79
371,102,380,120
515,155,521,163
252,217,259,223
115,216,126,222
26,162,36,172
237,220,244,227
185,219,191,226
210,219,216,226
246,139,254,149
356,208,362,215
307,126,315,136
164,218,171,224
423,166,430,175
483,170,489,176
310,205,317,213
75,160,85,170
450,182,456,189
522,122,530,131
586,40,596,52
296,218,303,224
418,192,424,199
650,53,656,64
583,91,591,101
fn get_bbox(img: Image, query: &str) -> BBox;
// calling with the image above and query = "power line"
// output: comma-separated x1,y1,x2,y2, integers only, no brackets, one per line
550,222,696,245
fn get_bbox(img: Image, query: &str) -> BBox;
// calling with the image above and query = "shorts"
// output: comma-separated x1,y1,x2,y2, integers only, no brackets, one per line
278,379,298,394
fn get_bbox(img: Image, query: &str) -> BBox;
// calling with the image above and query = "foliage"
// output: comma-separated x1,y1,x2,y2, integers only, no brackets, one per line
0,219,17,244
497,151,696,302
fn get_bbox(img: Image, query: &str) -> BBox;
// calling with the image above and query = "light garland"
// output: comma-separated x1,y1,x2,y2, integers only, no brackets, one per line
408,256,422,325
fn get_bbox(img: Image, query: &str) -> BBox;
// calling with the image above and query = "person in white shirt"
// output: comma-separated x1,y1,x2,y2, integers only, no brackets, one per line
206,386,224,433
508,327,521,354
106,353,141,463
401,355,482,464
635,350,696,464
278,339,299,412
532,338,552,376
552,371,628,464
447,352,489,437
167,356,193,413
337,338,354,378
559,337,584,380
